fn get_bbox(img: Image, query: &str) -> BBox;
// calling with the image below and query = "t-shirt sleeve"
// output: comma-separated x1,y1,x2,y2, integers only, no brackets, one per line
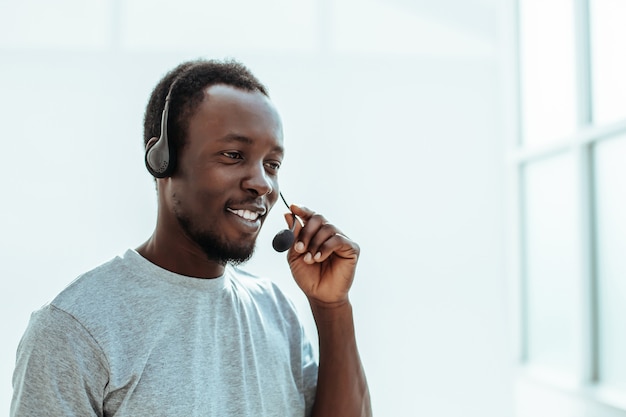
11,305,109,417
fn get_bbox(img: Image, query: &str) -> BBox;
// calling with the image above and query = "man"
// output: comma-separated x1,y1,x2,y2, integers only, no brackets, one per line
11,59,371,416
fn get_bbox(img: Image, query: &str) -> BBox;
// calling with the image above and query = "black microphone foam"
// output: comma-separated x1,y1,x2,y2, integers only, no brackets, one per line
272,214,296,252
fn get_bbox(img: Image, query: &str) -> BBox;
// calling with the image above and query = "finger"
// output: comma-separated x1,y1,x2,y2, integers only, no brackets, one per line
288,205,318,246
312,233,360,263
283,212,296,230
292,212,328,255
290,204,347,238
284,205,312,235
303,223,340,262
289,204,315,222
283,211,305,235
289,204,351,257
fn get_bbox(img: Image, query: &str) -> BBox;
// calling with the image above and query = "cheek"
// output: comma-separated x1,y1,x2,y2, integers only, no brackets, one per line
170,179,225,216
192,186,227,212
269,188,280,208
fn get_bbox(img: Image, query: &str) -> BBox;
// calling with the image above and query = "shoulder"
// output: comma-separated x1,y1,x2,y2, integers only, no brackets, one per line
43,250,158,344
20,304,106,356
50,251,132,313
16,304,110,378
13,304,109,415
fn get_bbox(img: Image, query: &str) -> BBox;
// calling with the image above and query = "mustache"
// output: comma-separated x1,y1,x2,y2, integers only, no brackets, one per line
226,196,273,207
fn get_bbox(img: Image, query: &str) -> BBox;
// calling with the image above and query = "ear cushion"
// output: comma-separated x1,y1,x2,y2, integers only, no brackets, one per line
145,96,176,178
145,136,174,178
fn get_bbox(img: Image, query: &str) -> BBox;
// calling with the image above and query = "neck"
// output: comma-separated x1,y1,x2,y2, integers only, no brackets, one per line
136,229,226,279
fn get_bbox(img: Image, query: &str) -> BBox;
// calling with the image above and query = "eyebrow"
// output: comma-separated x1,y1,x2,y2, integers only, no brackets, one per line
218,133,284,154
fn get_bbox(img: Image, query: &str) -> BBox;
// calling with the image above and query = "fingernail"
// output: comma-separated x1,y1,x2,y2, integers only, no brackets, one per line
304,253,312,263
314,252,322,261
295,241,305,253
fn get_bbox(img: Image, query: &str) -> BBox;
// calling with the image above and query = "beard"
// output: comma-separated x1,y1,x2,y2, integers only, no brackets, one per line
174,207,256,266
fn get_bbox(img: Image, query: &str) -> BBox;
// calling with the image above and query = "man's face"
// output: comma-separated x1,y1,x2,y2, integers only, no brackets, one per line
167,84,283,265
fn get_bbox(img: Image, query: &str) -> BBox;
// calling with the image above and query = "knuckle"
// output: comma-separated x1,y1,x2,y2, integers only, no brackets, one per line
311,213,326,222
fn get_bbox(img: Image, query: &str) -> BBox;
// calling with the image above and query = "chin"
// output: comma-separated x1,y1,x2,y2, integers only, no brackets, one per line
201,236,257,266
175,213,260,265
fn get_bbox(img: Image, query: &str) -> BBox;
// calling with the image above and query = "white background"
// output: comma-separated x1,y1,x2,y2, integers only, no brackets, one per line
0,0,514,415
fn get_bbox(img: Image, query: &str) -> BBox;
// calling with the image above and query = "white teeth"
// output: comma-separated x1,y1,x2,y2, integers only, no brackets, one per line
228,208,259,221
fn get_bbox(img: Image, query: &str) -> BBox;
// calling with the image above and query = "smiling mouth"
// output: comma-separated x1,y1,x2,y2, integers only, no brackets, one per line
226,208,262,221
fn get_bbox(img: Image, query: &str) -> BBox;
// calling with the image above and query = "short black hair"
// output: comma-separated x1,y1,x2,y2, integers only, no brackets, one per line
143,58,269,151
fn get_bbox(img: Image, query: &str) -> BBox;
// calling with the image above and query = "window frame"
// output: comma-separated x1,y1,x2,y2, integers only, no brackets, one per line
506,0,626,415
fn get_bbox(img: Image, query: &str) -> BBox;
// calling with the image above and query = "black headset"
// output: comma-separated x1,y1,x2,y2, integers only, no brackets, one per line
145,83,176,178
143,78,297,252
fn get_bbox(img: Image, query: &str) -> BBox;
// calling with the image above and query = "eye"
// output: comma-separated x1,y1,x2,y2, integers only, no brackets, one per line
264,160,281,172
221,151,243,160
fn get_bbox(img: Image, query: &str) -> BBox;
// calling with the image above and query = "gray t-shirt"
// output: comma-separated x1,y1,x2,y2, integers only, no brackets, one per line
11,249,318,417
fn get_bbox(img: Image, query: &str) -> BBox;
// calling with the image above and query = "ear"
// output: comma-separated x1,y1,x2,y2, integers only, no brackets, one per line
144,135,174,178
145,136,159,150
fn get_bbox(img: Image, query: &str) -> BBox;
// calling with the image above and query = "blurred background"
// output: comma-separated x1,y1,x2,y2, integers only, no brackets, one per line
1,0,624,416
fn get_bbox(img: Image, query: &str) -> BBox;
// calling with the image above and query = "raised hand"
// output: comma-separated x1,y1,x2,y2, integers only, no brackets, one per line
284,204,360,307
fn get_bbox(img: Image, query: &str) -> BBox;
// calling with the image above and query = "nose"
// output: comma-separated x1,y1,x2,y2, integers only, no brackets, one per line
242,162,273,196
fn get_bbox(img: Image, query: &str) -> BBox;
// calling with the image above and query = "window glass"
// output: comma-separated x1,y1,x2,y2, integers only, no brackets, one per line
590,0,626,125
120,0,317,51
594,135,626,391
523,152,582,377
330,0,495,57
518,0,578,147
0,0,111,48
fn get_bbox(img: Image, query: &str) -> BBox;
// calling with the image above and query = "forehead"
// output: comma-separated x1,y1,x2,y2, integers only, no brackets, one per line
185,84,283,148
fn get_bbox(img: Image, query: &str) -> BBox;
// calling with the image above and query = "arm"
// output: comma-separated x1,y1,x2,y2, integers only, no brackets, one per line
12,305,107,417
286,205,372,417
310,300,371,417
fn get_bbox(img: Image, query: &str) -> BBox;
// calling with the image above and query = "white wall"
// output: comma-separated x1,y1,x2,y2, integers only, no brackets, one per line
0,1,514,415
